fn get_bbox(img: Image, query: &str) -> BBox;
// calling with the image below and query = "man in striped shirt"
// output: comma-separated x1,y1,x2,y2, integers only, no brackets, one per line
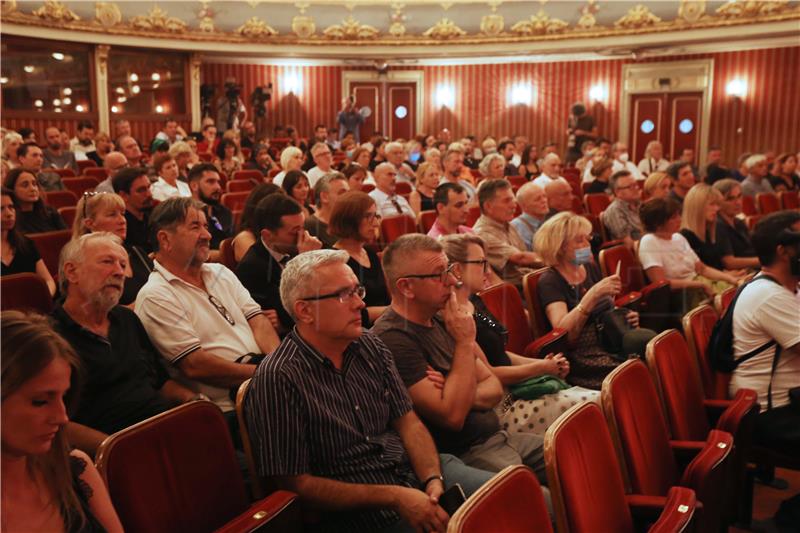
245,250,493,532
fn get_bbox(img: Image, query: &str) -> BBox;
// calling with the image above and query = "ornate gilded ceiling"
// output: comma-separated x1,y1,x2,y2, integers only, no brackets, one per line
2,1,799,56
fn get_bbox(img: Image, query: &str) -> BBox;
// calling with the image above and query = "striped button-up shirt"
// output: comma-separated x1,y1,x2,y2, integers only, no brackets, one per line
245,330,417,532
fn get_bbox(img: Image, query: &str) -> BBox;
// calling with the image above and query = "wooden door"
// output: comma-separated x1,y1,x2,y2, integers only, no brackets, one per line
350,82,380,141
629,91,702,162
667,92,702,163
348,80,417,141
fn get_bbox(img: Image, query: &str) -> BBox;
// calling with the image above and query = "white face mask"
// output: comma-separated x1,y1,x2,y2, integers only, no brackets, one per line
618,152,629,163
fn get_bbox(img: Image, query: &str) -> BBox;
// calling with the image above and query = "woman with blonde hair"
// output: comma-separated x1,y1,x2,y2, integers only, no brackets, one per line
409,162,439,213
643,171,671,200
479,153,506,181
1,131,22,169
73,192,152,305
168,140,194,181
272,146,305,186
637,140,669,177
679,183,728,270
424,147,442,174
1,310,123,533
534,211,655,389
86,131,113,167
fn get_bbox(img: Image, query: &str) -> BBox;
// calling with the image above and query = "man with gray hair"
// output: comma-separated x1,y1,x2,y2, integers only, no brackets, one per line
306,142,335,187
305,172,350,248
372,234,547,479
370,162,415,218
135,197,280,416
385,141,415,183
740,154,774,197
441,148,477,201
246,249,494,533
532,153,566,188
511,182,549,252
53,232,197,456
600,170,643,248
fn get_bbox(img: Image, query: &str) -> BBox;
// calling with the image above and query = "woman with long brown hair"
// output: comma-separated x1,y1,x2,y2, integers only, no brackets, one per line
1,311,123,533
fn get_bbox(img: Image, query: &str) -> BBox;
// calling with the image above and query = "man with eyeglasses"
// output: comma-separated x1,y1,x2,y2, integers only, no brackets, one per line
52,232,198,456
136,197,280,419
246,249,494,533
306,142,335,188
372,234,547,481
600,170,644,249
237,193,322,335
427,183,474,238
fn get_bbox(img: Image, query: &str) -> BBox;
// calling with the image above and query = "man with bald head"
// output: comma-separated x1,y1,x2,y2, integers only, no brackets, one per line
43,126,79,174
545,179,574,216
94,152,131,193
511,182,549,251
369,162,415,218
532,153,565,188
118,135,145,168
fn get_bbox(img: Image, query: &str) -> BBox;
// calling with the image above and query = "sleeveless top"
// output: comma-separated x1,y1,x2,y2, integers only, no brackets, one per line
65,454,107,533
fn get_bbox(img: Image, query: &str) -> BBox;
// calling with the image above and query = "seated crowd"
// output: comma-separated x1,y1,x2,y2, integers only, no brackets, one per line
1,116,799,533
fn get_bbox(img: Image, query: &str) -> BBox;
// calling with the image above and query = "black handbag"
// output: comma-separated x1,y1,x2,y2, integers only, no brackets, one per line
596,307,632,356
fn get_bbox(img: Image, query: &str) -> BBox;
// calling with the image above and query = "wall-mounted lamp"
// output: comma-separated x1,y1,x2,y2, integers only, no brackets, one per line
589,84,607,103
436,84,455,109
508,83,533,106
282,72,303,94
726,78,747,98
155,104,165,113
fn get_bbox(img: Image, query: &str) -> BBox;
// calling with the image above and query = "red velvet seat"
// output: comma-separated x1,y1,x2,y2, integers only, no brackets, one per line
584,193,611,216
49,168,76,178
218,237,238,271
198,152,214,162
62,176,100,197
236,379,268,499
380,215,417,244
57,206,77,228
545,403,697,533
601,360,734,533
44,190,78,209
506,175,527,188
466,205,481,227
741,195,757,216
231,169,263,181
227,180,256,193
714,286,736,316
95,401,301,533
570,195,585,214
395,182,413,198
0,273,53,314
521,267,552,338
28,229,71,279
756,192,780,215
76,159,97,173
447,465,552,533
745,215,761,230
84,167,110,180
418,209,437,233
646,329,759,524
682,304,730,400
361,183,375,194
478,281,568,357
221,191,250,211
779,190,799,210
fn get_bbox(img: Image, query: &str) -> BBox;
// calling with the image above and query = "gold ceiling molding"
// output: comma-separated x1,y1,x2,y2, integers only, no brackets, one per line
292,15,317,38
323,16,379,39
236,16,279,37
479,14,504,36
197,2,216,33
511,9,568,35
577,0,599,30
32,1,79,23
423,17,466,39
389,3,407,37
95,2,122,28
129,6,187,33
716,0,790,18
615,4,661,29
2,0,18,17
678,0,707,24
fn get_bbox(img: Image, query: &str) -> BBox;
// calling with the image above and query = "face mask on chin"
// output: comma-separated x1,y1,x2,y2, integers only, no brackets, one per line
618,152,629,163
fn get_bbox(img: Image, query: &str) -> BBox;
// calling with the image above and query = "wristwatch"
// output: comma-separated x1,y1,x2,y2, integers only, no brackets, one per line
423,474,444,488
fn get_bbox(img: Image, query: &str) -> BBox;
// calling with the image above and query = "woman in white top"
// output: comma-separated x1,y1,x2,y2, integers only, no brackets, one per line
637,141,670,177
150,154,191,201
638,196,740,313
272,146,304,186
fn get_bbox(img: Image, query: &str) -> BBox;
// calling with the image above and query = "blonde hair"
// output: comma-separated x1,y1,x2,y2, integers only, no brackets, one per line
280,146,303,170
440,233,485,264
168,141,193,159
415,162,439,185
680,183,722,243
644,140,662,159
72,192,126,239
643,171,670,197
533,211,592,266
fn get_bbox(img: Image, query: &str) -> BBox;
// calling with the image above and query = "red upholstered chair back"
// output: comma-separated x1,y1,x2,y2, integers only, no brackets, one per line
227,180,256,193
466,205,481,227
601,359,680,496
598,244,645,293
221,191,250,211
218,238,238,271
49,168,76,178
84,167,110,180
76,159,97,172
44,190,78,209
779,190,799,209
361,183,375,194
544,403,635,533
235,379,268,499
522,267,553,338
0,273,53,314
570,196,585,214
28,229,71,279
741,195,757,216
756,193,780,215
232,169,263,181
682,305,730,400
448,465,552,533
418,210,437,233
477,282,533,355
380,215,418,244
506,175,527,188
714,286,736,316
96,401,251,533
645,330,710,441
61,177,99,197
395,181,413,199
584,193,611,216
57,206,77,228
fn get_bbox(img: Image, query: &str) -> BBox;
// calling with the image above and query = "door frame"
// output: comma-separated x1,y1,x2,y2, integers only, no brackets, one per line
620,59,714,169
342,70,425,137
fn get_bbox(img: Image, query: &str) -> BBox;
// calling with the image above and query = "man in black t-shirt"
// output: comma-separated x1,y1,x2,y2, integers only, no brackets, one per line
112,167,154,252
566,103,596,165
53,233,198,456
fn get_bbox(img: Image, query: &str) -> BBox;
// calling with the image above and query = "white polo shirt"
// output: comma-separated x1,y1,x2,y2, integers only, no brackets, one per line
135,260,262,411
369,188,416,218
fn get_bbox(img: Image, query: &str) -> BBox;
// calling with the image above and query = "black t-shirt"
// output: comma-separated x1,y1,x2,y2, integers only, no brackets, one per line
716,216,755,259
471,295,512,367
348,247,390,308
0,236,41,276
51,305,172,434
371,307,500,455
121,245,153,305
586,180,610,195
573,115,595,151
537,263,613,331
206,203,233,249
768,174,800,192
124,209,151,253
680,228,725,270
16,206,67,235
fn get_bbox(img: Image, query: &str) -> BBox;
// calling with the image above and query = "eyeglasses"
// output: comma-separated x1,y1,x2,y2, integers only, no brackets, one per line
615,184,636,191
363,212,382,222
401,263,458,284
301,284,366,304
208,294,235,326
460,259,489,273
82,191,106,219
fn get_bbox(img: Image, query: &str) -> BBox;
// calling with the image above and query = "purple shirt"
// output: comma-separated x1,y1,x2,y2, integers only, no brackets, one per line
427,218,474,239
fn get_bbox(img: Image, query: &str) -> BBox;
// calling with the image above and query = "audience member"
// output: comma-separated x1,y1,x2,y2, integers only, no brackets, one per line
42,127,79,174
637,140,669,177
534,212,654,389
169,141,194,181
372,234,547,478
112,167,154,252
281,169,314,217
424,147,443,174
246,249,493,533
69,120,96,157
643,171,671,200
601,170,643,247
306,142,335,187
92,152,128,194
533,154,565,188
427,183,473,238
188,163,231,251
237,194,322,334
150,154,191,201
479,153,506,181
330,191,390,324
679,183,731,271
1,131,22,170
243,143,275,177
197,124,219,155
1,311,124,533
410,162,440,213
84,131,112,167
135,197,280,414
3,168,67,234
231,183,283,262
0,187,57,295
544,178,574,216
473,180,540,290
518,144,540,180
666,161,696,206
369,162,415,218
343,162,368,192
678,148,700,177
741,154,774,197
72,193,152,305
117,135,145,168
768,152,799,192
510,182,548,252
272,146,305,186
713,178,760,270
305,172,349,248
19,143,63,192
17,127,37,144
566,103,596,165
240,121,257,150
497,140,518,176
441,149,477,200
337,97,365,143
385,142,416,183
153,118,184,148
214,138,243,177
585,159,613,194
702,146,724,181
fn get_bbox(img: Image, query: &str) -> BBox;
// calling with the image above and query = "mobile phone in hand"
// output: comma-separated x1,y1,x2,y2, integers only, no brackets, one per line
438,483,466,515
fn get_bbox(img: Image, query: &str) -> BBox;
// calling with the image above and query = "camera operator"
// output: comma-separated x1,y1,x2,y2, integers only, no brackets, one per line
338,95,365,144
